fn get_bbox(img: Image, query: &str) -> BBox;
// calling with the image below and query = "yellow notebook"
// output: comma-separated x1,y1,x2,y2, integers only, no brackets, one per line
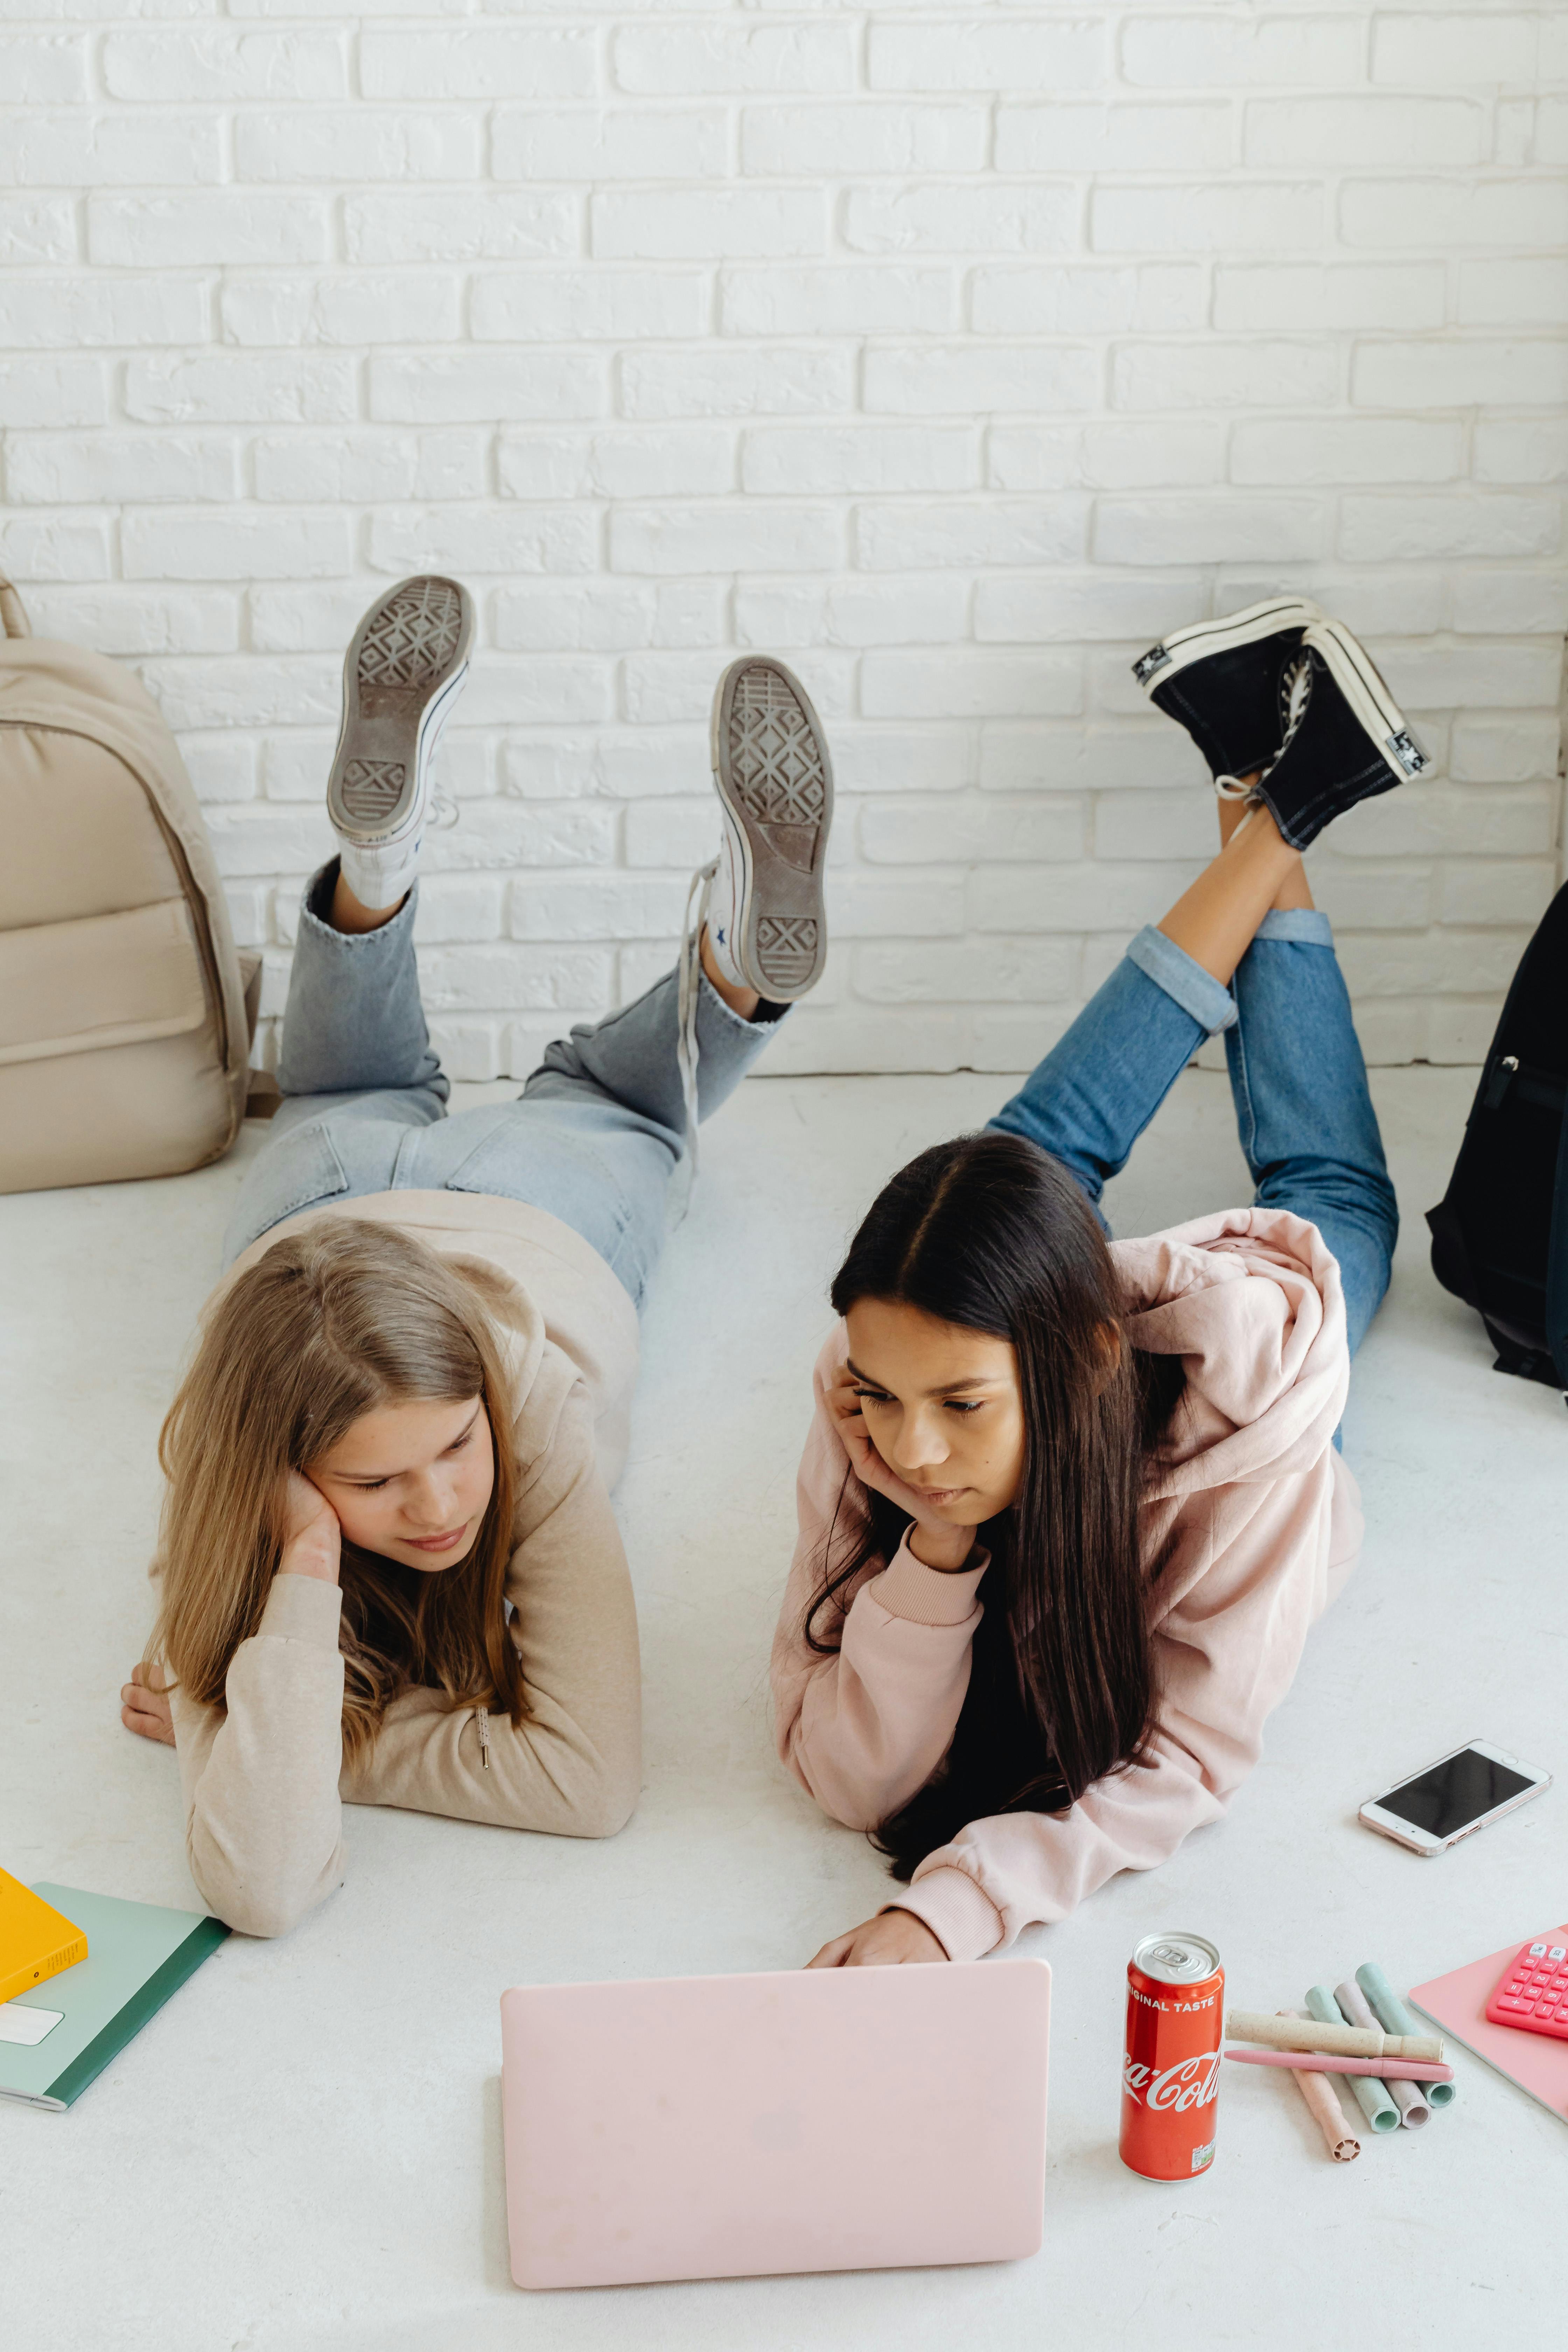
0,1868,87,2004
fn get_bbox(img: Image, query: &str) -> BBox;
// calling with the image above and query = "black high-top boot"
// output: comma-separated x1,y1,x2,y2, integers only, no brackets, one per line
1251,619,1432,852
1132,597,1323,784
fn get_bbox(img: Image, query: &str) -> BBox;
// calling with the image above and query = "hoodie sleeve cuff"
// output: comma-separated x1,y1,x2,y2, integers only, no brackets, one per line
870,1536,988,1628
258,1574,344,1647
887,1866,1005,1963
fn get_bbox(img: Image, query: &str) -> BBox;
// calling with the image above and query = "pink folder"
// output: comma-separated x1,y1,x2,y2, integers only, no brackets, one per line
1408,1923,1568,2121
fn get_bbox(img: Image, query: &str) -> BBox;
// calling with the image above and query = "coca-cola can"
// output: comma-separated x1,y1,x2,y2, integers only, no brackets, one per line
1119,1930,1224,2180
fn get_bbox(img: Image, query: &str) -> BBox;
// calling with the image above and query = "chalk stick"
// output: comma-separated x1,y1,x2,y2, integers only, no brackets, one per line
1356,1961,1457,2108
1336,1979,1429,2130
1227,2010,1443,2064
1306,1986,1398,2133
1279,2012,1359,2162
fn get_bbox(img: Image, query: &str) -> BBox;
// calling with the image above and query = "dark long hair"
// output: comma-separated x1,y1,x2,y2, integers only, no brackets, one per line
805,1131,1184,1880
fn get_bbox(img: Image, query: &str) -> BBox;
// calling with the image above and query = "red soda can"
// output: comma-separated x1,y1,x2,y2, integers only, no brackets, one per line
1119,1930,1224,2180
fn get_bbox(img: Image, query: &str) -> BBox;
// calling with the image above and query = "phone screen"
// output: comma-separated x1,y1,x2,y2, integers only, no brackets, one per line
1378,1747,1533,1839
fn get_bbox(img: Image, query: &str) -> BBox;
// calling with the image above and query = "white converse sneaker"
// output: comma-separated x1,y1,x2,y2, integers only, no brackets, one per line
326,575,475,909
704,656,833,1000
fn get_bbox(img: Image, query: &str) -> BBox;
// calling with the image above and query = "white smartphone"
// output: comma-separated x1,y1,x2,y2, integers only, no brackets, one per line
1359,1738,1552,1856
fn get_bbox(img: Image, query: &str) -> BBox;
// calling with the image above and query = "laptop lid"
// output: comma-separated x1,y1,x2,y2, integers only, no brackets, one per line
500,1958,1050,2290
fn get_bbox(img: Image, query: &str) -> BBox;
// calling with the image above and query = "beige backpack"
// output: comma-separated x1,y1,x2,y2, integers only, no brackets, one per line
0,574,259,1194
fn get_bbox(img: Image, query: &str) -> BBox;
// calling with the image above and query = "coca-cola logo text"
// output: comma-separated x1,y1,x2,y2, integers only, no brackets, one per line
1122,2050,1221,2111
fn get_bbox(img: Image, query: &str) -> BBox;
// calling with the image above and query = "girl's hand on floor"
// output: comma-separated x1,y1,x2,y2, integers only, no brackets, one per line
280,1469,343,1585
807,1911,947,1969
120,1661,175,1746
824,1367,980,1566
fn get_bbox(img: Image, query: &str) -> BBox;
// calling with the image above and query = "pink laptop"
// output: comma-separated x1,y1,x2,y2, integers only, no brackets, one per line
500,1959,1050,2290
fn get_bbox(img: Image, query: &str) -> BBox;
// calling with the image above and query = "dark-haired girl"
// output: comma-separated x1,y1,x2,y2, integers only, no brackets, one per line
773,601,1413,1965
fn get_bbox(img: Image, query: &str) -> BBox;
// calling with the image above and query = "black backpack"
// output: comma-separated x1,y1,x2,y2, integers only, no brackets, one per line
1427,881,1568,1396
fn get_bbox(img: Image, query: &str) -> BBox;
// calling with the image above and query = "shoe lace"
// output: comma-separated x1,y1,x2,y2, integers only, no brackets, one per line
1214,651,1314,803
430,791,460,831
672,854,718,1219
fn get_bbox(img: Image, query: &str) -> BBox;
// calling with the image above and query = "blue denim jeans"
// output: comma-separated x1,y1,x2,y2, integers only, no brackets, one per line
989,910,1397,1359
224,864,785,1305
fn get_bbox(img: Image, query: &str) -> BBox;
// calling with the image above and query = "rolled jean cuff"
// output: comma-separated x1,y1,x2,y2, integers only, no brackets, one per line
1126,923,1237,1036
300,858,418,948
1253,908,1334,948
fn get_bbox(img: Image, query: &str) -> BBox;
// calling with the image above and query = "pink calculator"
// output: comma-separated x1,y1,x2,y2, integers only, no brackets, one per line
1485,1933,1568,2040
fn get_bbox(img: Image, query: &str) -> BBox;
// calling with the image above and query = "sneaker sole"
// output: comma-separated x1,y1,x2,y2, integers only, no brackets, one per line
1132,595,1325,692
327,576,475,848
710,658,833,1000
1303,619,1431,784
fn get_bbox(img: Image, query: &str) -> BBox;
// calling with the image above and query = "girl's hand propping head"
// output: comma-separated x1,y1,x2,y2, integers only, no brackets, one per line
807,1911,947,1969
120,1660,175,1746
280,1468,343,1584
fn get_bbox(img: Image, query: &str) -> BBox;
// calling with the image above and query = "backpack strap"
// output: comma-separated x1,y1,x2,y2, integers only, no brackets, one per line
0,573,31,639
1547,1109,1568,1399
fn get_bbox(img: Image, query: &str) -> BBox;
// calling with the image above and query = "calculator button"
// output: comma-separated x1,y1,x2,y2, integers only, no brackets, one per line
1551,1947,1566,1962
1530,1943,1548,1957
1498,1997,1528,2012
1535,2002,1556,2017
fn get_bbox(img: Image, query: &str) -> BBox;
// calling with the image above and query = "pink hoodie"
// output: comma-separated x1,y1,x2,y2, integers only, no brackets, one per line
770,1207,1363,1964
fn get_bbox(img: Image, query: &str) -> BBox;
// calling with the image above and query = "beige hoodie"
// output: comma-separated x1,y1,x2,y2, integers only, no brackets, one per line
167,1190,643,1938
771,1207,1363,1964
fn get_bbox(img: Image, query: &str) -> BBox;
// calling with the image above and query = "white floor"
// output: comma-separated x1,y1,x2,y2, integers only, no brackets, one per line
6,1063,1566,2352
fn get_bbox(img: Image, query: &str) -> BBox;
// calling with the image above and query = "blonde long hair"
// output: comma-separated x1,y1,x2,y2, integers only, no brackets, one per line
150,1219,524,1770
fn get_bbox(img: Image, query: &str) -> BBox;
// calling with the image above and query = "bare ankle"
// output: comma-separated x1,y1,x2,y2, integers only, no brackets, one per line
699,924,760,1021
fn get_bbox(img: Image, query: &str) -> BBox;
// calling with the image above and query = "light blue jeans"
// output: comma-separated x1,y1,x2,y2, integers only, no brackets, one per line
224,863,785,1304
989,911,1397,1359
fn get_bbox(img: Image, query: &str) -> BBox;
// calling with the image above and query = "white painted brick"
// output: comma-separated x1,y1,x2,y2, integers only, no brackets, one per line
1378,641,1562,710
447,658,610,728
434,803,616,874
21,587,239,657
866,344,1101,416
741,104,986,177
499,429,732,502
974,862,1202,935
411,876,507,948
610,503,841,575
1539,98,1568,165
222,275,462,350
368,506,597,578
861,796,1085,867
125,355,356,425
142,657,338,732
343,192,576,266
1337,930,1527,1000
1220,569,1449,638
103,29,345,102
846,184,1077,256
0,112,220,188
1091,181,1324,253
620,348,853,421
253,431,484,504
0,33,86,101
0,276,204,348
972,265,1206,337
1246,96,1486,168
1354,340,1568,410
862,651,1082,722
856,499,1089,570
981,723,1207,795
614,22,853,96
426,1022,505,1085
1232,419,1464,486
1473,420,1568,484
495,109,727,183
995,102,1231,174
870,19,1105,92
1093,788,1218,862
0,196,75,265
1340,495,1559,562
494,580,723,655
1304,863,1432,931
736,576,968,649
593,189,823,261
834,729,976,796
473,272,704,344
1112,341,1336,412
1448,720,1561,786
508,873,688,943
362,27,594,102
1452,571,1568,636
857,937,1079,1005
1455,259,1568,327
1372,13,1539,88
7,433,239,504
624,798,723,872
1094,498,1326,567
0,514,111,581
830,871,966,939
223,882,270,947
1438,859,1557,927
1424,998,1512,1066
89,192,328,268
122,511,350,582
371,353,605,426
989,420,1224,492
204,804,337,879
234,111,481,184
1215,263,1446,333
742,426,976,497
421,946,611,1015
1341,178,1568,250
976,575,1205,645
1121,13,1366,87
619,652,728,726
720,267,956,338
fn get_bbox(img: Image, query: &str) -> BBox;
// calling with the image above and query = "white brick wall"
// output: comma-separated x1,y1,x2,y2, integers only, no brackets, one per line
1,6,1563,1083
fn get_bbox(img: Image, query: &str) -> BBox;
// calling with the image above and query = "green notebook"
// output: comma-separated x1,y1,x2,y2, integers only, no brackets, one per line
0,1884,228,2110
